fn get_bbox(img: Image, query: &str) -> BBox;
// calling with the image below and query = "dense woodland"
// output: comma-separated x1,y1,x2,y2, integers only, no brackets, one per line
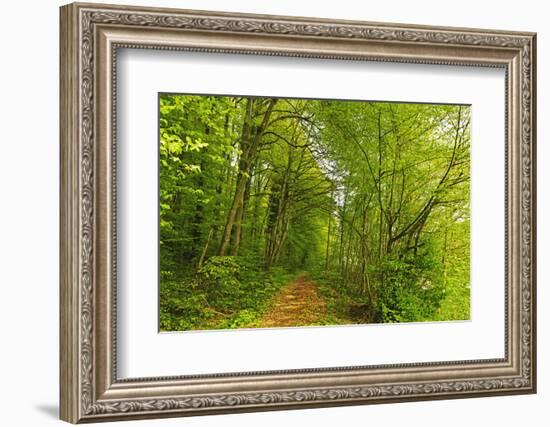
159,94,470,331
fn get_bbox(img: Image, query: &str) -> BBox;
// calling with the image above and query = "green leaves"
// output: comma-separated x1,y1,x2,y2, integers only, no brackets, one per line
186,136,209,152
158,93,471,331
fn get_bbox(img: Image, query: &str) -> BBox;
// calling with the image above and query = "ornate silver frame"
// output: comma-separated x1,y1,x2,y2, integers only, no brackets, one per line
60,2,537,423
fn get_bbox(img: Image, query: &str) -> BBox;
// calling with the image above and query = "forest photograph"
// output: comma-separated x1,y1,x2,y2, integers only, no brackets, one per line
159,93,471,332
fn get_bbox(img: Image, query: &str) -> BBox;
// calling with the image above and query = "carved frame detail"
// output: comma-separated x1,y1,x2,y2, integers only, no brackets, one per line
60,2,536,423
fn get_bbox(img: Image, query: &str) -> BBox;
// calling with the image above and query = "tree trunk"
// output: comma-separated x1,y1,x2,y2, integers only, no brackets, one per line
197,228,214,270
219,98,277,256
325,201,332,271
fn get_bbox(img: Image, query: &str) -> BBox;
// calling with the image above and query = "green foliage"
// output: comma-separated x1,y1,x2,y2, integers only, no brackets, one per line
197,256,242,310
159,279,211,331
375,249,445,323
158,93,471,331
312,271,358,325
160,256,292,331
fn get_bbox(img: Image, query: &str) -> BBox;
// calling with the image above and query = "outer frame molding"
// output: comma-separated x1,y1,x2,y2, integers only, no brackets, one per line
60,2,536,423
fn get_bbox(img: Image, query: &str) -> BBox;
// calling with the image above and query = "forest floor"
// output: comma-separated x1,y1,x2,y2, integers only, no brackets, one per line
257,274,328,327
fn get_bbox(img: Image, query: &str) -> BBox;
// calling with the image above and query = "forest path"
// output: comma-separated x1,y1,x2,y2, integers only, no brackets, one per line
258,274,327,327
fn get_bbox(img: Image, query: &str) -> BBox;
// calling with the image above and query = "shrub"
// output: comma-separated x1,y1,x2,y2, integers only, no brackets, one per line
160,255,292,331
375,250,445,323
197,256,242,311
159,278,212,331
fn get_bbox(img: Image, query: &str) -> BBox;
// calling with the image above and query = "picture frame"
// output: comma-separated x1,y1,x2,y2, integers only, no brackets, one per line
59,2,536,423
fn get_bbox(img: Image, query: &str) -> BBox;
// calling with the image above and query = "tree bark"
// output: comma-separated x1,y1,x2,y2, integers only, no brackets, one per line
219,98,277,256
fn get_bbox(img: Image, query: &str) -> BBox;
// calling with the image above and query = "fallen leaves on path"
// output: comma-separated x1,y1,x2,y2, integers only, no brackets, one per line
258,274,326,327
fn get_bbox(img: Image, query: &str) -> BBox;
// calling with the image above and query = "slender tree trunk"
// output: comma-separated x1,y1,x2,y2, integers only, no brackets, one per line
230,174,251,256
219,99,254,256
442,228,449,285
190,125,210,258
325,191,333,271
344,202,359,286
219,98,277,256
339,191,347,274
219,170,248,256
197,228,214,270
265,142,293,267
377,110,385,259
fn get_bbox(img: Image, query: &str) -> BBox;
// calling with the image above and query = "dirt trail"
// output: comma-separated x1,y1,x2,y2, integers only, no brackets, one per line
258,274,326,327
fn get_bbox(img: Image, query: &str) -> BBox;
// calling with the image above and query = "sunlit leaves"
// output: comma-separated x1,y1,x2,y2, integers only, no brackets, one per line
158,93,471,330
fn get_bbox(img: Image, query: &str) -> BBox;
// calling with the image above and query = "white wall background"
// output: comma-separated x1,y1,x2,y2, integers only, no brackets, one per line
0,0,545,425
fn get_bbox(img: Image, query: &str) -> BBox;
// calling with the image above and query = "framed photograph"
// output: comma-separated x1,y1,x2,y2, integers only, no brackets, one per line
60,2,537,423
